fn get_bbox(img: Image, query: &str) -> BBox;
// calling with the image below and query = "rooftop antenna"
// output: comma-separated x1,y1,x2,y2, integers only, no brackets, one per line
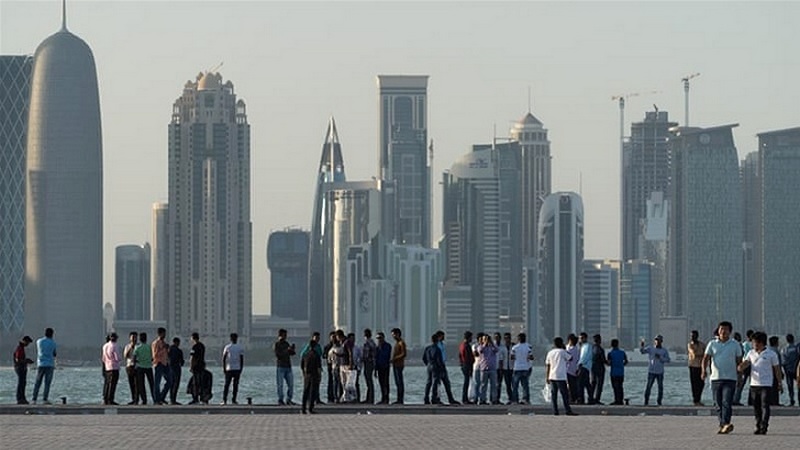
492,123,497,149
207,61,224,74
527,86,532,113
681,72,701,126
61,0,67,31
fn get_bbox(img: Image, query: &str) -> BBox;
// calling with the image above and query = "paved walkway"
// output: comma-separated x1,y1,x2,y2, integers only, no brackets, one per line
1,413,798,449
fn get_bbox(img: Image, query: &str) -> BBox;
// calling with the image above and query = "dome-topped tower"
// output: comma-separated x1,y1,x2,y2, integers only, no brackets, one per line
25,0,103,349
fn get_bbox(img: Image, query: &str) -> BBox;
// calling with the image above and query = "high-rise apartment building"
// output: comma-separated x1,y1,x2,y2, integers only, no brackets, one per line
115,244,151,321
668,125,742,333
151,202,168,321
377,75,429,247
618,260,653,347
754,128,800,332
268,228,310,321
441,144,521,333
510,111,551,262
537,192,584,342
582,259,619,338
621,110,677,260
25,13,103,348
308,118,346,333
0,55,31,341
167,72,251,341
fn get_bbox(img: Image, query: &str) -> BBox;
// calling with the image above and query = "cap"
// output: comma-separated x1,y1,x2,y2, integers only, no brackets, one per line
654,335,663,341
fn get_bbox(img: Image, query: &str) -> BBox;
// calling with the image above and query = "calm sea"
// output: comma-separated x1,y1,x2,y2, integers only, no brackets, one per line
2,364,790,406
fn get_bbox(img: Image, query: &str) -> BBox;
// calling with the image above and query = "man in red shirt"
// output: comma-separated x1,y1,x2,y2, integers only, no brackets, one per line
459,331,475,404
13,336,34,404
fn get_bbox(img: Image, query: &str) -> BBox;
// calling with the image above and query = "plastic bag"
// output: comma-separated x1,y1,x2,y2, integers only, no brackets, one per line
541,383,551,403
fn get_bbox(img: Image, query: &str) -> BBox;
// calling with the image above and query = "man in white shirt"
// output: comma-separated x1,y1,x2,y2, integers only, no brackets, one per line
221,333,244,405
545,337,577,416
738,331,782,435
493,332,508,404
510,333,533,404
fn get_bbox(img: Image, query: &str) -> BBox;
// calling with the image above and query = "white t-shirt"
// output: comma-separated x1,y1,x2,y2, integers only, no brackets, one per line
496,343,508,369
472,343,481,371
223,343,244,371
510,343,532,371
546,348,570,381
746,348,780,387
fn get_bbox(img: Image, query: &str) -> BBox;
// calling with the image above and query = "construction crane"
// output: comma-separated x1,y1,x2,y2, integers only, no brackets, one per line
681,72,701,126
206,61,224,74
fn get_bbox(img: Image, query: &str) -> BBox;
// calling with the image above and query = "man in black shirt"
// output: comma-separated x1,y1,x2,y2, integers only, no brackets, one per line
189,332,206,404
273,328,296,405
301,335,322,414
168,337,185,405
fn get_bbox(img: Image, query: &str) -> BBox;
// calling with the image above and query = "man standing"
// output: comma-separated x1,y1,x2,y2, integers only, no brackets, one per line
702,321,743,434
780,334,798,407
188,332,206,405
545,337,577,416
323,332,336,403
458,331,475,404
687,330,705,406
361,329,377,404
606,339,628,405
375,332,392,404
590,334,607,405
390,328,407,405
222,333,244,405
577,332,593,404
640,335,670,406
565,334,580,403
168,337,184,405
423,333,444,404
477,333,499,405
493,332,508,404
435,330,459,405
151,327,172,405
13,336,34,404
134,332,154,405
274,328,296,405
123,332,138,404
102,332,121,405
498,333,513,404
300,334,323,414
32,327,57,405
510,333,533,404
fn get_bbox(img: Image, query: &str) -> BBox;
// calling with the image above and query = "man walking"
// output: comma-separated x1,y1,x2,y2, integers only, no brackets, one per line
168,337,184,405
780,334,798,406
222,333,244,405
375,331,392,404
274,328,296,405
361,329,377,404
688,330,705,406
390,328,407,405
13,336,34,404
510,333,533,404
702,321,742,434
640,334,670,406
32,328,57,405
102,332,121,405
300,334,323,414
458,331,475,404
739,331,782,435
123,331,138,404
545,337,577,416
151,327,172,405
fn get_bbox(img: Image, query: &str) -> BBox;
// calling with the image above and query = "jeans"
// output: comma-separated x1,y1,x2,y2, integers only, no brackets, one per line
578,367,591,403
153,364,173,403
750,386,772,432
461,365,473,403
169,367,181,403
377,366,390,403
276,366,293,402
15,366,27,403
363,362,375,403
644,372,664,405
497,368,512,403
103,369,119,404
590,367,605,403
302,373,321,412
126,366,138,402
512,370,530,403
567,373,579,403
424,366,442,403
136,367,155,404
478,369,498,403
439,367,457,403
784,368,796,405
223,369,241,403
549,380,573,414
610,375,624,404
712,379,736,426
326,364,335,402
393,365,405,403
470,368,482,402
689,367,704,403
32,366,54,402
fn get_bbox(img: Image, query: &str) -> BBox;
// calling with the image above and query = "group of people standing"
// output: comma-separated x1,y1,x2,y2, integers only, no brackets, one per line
12,328,56,405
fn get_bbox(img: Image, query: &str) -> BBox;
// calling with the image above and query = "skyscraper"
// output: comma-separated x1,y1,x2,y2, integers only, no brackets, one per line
115,244,151,321
621,110,677,260
668,125,742,333
0,55,32,342
537,192,584,342
268,228,310,321
741,152,760,329
377,75,429,247
167,72,251,341
582,259,619,337
510,110,551,261
25,10,103,348
151,202,168,321
754,128,800,332
308,118,345,333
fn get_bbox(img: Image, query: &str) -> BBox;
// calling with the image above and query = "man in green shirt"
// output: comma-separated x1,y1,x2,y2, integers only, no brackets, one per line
133,332,154,404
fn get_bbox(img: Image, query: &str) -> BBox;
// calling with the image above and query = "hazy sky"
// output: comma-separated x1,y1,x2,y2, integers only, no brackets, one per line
2,1,798,315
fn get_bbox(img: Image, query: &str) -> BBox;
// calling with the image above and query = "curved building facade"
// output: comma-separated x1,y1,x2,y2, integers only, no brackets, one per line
25,26,103,349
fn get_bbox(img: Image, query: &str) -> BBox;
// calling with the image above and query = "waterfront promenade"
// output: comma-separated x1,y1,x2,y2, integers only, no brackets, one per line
0,409,798,449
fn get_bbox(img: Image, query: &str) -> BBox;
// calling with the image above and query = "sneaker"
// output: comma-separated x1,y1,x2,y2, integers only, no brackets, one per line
720,423,734,434
220,401,227,405
286,400,297,406
278,400,286,406
753,429,763,435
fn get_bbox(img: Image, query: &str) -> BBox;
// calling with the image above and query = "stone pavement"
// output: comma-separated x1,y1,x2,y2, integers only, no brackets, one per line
0,413,798,449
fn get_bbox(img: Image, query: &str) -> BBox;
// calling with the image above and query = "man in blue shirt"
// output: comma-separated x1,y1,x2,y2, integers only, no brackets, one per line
702,321,743,434
374,332,392,404
607,339,628,405
32,328,57,405
640,334,670,406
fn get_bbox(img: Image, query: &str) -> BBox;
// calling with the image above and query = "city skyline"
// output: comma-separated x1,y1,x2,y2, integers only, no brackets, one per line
2,1,798,315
